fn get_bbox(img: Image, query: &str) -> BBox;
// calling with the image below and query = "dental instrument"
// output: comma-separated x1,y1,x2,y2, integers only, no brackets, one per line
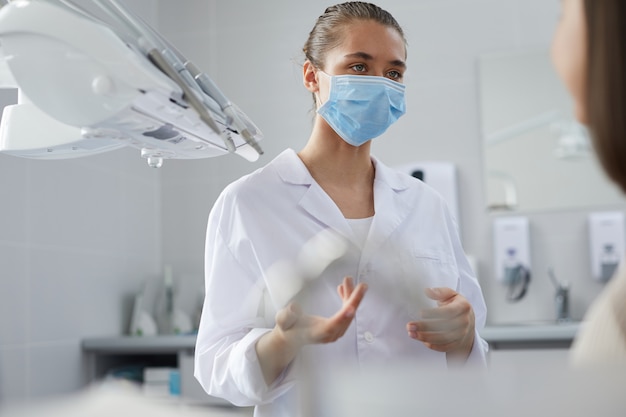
0,0,263,167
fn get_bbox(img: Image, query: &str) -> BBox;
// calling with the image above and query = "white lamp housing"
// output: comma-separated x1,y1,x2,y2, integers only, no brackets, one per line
0,0,263,166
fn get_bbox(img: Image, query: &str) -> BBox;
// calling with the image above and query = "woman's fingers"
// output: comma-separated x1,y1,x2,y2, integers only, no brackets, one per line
406,296,475,354
337,276,355,301
343,276,355,295
275,302,302,331
337,282,345,299
347,282,367,307
334,282,368,322
279,278,368,346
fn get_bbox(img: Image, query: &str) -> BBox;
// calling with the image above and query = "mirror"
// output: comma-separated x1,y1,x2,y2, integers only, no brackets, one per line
478,49,623,212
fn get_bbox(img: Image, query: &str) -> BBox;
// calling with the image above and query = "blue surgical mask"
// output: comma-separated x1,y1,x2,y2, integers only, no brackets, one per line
317,72,406,146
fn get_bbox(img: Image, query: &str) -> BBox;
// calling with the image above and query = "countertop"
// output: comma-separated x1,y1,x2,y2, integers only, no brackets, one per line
83,322,582,353
82,334,197,354
479,321,581,349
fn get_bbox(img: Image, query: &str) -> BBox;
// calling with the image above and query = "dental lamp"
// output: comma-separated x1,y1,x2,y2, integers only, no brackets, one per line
0,0,263,167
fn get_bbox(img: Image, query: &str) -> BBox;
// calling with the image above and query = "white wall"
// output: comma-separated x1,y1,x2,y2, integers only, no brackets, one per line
157,0,626,327
0,0,162,404
2,0,626,405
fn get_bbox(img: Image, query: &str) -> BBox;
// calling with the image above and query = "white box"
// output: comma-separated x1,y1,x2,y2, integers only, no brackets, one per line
493,216,531,282
143,367,176,383
588,211,625,282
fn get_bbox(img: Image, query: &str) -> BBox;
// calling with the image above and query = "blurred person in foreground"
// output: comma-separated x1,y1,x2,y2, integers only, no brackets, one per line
552,0,626,365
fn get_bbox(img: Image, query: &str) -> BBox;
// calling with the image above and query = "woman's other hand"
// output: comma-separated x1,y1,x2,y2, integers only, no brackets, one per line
406,287,476,363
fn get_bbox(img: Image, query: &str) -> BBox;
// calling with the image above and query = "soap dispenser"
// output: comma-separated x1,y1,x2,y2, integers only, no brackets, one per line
588,211,625,282
599,244,620,282
494,216,532,301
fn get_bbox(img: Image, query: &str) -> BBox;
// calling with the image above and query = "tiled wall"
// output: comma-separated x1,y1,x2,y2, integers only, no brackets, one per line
0,0,161,404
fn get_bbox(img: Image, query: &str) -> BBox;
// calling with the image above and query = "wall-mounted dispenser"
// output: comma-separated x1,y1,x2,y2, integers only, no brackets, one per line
395,162,460,233
588,211,625,282
493,216,531,301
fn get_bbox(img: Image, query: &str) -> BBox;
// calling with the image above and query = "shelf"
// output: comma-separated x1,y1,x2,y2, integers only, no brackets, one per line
82,335,197,354
83,321,581,355
480,322,580,349
82,319,582,368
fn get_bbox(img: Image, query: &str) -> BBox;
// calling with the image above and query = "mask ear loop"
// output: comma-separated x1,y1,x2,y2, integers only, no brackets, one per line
506,266,531,302
313,69,330,109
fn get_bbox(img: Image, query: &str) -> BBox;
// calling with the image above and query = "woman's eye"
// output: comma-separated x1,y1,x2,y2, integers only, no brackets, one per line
351,64,366,73
387,70,402,80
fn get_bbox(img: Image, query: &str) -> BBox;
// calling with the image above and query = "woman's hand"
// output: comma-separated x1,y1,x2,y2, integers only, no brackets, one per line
256,276,367,385
276,276,367,347
406,287,475,363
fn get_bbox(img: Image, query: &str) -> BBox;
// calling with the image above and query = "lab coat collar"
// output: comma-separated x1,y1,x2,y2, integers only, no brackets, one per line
274,148,412,191
363,158,415,267
274,149,414,254
273,149,314,186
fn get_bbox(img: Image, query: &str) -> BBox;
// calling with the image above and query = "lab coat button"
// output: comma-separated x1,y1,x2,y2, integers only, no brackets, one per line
364,331,374,343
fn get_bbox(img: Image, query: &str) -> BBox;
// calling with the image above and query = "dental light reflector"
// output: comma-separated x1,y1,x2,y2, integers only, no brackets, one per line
0,0,263,166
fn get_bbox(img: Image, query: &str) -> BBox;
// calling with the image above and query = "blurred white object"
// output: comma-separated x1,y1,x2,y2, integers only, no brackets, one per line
318,360,626,417
129,293,158,337
588,211,626,282
0,95,127,159
493,216,531,283
143,367,177,398
265,228,349,308
172,309,193,334
0,0,263,167
0,380,252,417
551,119,591,159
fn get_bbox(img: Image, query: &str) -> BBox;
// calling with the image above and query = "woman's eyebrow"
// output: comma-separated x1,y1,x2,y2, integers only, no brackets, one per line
343,52,406,69
344,51,374,60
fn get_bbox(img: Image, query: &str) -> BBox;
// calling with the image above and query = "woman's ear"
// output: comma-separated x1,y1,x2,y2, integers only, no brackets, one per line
303,60,319,93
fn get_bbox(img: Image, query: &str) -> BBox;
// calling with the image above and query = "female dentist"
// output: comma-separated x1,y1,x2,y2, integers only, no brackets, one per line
194,2,488,416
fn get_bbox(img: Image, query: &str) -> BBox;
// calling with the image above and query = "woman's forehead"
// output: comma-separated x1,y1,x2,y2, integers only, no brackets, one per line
331,20,406,62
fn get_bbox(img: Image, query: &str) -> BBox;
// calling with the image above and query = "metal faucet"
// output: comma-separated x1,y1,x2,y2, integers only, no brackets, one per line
548,268,571,322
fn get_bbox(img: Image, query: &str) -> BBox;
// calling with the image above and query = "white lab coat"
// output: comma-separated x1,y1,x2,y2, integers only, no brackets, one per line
194,149,488,417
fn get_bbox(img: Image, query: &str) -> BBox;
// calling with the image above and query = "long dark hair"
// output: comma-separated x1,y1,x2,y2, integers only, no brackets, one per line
584,0,626,193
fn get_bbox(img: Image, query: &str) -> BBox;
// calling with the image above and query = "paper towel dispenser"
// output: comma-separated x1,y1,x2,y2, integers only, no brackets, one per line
395,161,461,231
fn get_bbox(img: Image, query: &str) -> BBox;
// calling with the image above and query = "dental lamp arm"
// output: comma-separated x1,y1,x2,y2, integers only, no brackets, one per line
0,0,263,166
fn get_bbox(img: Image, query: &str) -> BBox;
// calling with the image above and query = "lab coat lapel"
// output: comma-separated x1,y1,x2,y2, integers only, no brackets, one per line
275,149,411,250
360,160,412,266
275,149,356,245
298,183,357,246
